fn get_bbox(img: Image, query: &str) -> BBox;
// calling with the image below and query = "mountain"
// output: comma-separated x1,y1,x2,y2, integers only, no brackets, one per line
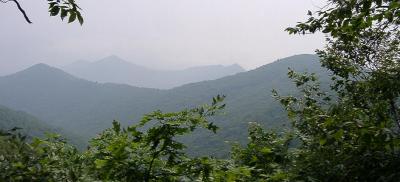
0,63,162,139
0,54,329,156
0,105,52,138
62,55,245,89
157,54,330,155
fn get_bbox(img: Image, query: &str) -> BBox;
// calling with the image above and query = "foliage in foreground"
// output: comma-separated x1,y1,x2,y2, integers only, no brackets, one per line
2,0,400,181
1,67,400,181
0,95,251,181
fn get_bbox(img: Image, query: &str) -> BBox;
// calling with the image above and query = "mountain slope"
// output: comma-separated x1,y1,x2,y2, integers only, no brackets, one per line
62,55,245,89
0,105,85,147
0,105,52,138
0,54,329,156
0,63,163,138
157,54,329,155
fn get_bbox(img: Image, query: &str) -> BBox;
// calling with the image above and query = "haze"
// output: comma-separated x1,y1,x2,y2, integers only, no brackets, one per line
0,0,325,76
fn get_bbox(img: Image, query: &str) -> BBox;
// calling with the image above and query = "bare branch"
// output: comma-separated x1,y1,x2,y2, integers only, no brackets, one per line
1,0,32,23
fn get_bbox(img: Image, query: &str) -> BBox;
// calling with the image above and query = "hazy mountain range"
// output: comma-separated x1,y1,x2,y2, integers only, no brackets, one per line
62,55,245,89
0,54,329,156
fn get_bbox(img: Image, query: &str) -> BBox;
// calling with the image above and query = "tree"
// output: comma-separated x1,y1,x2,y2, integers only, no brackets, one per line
1,0,399,181
276,0,400,180
0,0,83,25
0,96,253,181
231,0,400,180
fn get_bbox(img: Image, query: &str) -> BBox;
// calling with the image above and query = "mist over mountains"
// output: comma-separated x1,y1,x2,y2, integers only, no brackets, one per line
62,55,245,89
0,54,329,156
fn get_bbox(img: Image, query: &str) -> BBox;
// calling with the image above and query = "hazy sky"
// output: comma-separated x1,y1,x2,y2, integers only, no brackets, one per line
0,0,325,75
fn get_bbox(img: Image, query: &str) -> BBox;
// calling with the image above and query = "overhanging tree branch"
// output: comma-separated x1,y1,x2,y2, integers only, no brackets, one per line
11,0,32,23
2,0,84,25
1,0,32,23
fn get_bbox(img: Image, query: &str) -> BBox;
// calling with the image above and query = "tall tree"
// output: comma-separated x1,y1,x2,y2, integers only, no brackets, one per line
279,0,400,180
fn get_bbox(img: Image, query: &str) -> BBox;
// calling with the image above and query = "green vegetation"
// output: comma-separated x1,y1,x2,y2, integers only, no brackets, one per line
0,105,52,138
1,96,254,181
0,105,86,148
1,0,82,24
48,0,83,25
1,0,400,181
0,54,328,157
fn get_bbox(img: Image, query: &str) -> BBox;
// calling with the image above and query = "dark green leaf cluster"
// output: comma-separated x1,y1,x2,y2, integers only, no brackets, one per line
286,0,400,41
48,0,83,25
0,130,83,181
274,70,400,181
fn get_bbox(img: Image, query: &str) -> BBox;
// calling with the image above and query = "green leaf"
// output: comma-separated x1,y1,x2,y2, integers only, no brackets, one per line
60,8,68,20
319,138,327,145
77,13,84,25
261,147,272,154
94,159,107,169
50,6,60,16
12,162,25,168
334,129,344,140
49,2,57,9
68,12,77,23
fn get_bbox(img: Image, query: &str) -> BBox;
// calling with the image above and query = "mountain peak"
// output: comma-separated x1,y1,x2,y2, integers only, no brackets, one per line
21,63,62,74
30,63,52,69
105,55,121,59
8,63,77,81
97,55,128,64
227,63,245,72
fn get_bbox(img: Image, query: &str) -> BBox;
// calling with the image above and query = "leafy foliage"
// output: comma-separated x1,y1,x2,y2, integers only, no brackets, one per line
85,95,225,181
0,105,52,138
1,0,400,181
274,71,400,181
280,0,400,180
48,0,83,25
1,0,83,24
0,130,83,181
286,0,400,41
0,54,327,157
231,123,293,181
0,96,252,181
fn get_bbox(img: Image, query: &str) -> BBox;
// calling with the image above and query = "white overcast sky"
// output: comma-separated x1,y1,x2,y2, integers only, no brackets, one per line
0,0,326,75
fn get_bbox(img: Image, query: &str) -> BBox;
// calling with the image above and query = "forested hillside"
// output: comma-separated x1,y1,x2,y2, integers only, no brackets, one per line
0,54,328,156
158,54,329,155
0,105,86,147
2,0,399,181
0,105,51,138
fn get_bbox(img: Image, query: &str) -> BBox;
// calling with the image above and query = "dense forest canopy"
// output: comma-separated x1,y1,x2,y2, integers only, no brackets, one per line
1,0,400,181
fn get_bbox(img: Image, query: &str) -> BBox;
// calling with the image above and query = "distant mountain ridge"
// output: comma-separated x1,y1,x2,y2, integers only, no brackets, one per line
62,55,245,89
0,54,329,156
